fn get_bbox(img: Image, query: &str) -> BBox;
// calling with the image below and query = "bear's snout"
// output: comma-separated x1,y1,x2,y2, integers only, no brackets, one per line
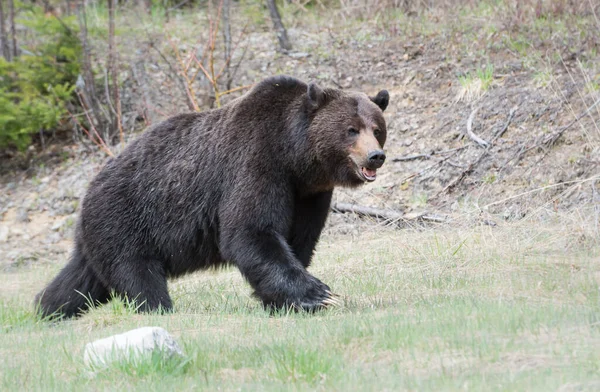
367,150,386,169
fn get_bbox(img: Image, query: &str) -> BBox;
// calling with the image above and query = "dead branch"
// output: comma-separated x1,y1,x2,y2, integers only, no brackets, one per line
149,39,196,112
466,106,490,148
331,202,448,226
491,105,518,143
505,98,599,169
542,97,600,148
392,147,469,162
392,153,433,162
437,106,517,196
396,147,467,184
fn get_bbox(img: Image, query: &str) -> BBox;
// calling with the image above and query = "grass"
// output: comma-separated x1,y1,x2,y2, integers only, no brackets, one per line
457,64,495,102
1,209,599,391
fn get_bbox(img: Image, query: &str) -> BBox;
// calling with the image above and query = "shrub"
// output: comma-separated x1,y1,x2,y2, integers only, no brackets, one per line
0,7,81,150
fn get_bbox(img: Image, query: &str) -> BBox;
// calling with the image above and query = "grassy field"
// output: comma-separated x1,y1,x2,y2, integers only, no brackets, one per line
1,210,599,391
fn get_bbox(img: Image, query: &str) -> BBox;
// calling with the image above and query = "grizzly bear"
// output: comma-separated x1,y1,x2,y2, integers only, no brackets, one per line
35,75,389,318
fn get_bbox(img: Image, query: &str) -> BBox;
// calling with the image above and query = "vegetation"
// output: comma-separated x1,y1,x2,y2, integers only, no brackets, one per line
1,211,599,390
1,0,597,153
0,2,598,389
0,7,80,150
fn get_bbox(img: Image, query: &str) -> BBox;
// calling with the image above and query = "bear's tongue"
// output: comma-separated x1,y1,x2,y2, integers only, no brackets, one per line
361,167,377,181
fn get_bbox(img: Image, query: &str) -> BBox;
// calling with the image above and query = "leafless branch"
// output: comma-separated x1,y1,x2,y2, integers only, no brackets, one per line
466,106,490,148
542,97,600,148
392,153,433,162
491,105,518,143
437,106,518,196
396,147,467,184
331,202,448,226
392,147,469,163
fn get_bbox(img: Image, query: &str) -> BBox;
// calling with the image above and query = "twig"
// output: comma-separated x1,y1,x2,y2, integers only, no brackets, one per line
491,105,518,143
331,202,447,226
436,106,517,196
466,106,490,148
392,153,433,162
392,147,468,163
219,84,253,96
482,175,600,209
542,97,600,148
507,98,600,169
397,147,467,184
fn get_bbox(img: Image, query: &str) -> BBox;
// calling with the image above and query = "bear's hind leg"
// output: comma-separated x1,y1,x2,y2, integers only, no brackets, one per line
110,258,173,313
35,246,110,319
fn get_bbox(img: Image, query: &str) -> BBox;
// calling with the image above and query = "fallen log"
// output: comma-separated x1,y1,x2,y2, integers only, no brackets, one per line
331,202,448,226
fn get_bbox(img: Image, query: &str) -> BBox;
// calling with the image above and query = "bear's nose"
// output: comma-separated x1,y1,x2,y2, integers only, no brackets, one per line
367,150,386,169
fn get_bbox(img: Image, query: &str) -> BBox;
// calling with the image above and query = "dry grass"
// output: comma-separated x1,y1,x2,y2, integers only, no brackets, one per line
1,207,599,391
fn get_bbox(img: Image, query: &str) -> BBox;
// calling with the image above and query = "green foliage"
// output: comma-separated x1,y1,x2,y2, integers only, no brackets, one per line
0,7,81,150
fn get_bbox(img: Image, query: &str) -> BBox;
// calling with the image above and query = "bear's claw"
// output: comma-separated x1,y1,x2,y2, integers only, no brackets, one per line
322,290,343,307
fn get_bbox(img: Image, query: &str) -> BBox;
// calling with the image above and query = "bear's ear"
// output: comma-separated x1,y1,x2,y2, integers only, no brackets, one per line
370,90,389,112
307,82,325,109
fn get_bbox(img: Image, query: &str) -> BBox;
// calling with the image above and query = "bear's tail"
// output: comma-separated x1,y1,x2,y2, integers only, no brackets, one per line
35,243,110,319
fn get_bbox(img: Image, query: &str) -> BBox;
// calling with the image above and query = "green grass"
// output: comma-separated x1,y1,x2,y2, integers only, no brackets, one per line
457,64,495,102
1,212,600,391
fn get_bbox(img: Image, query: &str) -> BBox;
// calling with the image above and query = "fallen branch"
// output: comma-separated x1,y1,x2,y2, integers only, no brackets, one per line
491,105,518,143
392,147,466,163
542,97,600,148
436,106,517,196
331,202,448,226
466,106,490,148
504,98,599,169
392,153,433,162
397,147,467,184
483,175,600,209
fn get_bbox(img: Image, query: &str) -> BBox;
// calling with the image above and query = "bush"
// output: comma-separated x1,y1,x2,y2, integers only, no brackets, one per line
0,7,81,150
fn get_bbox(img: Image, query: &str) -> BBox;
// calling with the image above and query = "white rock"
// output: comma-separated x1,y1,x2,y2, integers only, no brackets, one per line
83,327,184,368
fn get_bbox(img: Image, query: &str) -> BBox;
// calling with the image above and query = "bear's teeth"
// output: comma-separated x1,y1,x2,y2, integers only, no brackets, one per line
361,167,377,180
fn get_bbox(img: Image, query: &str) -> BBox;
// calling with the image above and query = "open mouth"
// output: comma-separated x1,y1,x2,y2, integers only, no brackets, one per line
360,167,377,182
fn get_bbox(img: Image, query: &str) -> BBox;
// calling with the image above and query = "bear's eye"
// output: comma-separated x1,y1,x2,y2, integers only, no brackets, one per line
374,129,381,138
348,127,359,136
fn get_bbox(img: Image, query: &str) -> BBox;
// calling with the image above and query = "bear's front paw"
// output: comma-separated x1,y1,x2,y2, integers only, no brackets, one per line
259,275,343,312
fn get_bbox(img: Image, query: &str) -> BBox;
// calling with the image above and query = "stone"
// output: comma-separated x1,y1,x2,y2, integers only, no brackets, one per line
83,327,184,369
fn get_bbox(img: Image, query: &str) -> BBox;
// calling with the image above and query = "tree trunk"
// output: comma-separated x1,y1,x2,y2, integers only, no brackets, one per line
75,0,102,131
266,0,291,52
221,0,232,89
0,0,10,60
107,0,122,143
8,0,16,58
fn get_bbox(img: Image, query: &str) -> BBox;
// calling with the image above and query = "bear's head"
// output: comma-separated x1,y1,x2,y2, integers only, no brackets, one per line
304,82,389,188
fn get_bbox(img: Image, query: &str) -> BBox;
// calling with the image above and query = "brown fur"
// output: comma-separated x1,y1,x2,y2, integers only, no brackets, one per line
35,76,390,318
